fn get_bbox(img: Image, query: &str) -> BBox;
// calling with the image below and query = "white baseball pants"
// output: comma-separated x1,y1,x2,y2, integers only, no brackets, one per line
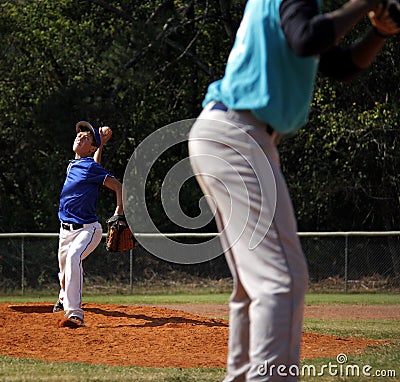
189,103,309,381
57,222,102,320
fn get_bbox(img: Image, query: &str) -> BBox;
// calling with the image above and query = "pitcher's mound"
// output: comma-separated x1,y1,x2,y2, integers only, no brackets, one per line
0,303,389,368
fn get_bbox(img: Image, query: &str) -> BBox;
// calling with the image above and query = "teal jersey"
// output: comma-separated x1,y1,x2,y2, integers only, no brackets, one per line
203,0,320,135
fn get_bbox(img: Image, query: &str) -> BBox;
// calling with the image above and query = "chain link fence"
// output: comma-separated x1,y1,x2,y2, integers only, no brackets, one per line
0,232,399,294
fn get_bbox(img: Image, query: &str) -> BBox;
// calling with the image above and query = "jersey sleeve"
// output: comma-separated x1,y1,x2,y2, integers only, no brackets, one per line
88,161,114,185
280,0,336,57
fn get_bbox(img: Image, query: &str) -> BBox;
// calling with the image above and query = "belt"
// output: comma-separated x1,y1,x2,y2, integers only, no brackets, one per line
210,102,229,112
62,223,83,231
210,102,275,136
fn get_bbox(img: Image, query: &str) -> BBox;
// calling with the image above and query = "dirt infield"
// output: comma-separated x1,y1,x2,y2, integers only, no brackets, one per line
0,303,396,368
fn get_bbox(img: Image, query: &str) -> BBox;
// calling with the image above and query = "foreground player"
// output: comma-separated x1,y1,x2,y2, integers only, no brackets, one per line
53,121,123,327
189,0,399,380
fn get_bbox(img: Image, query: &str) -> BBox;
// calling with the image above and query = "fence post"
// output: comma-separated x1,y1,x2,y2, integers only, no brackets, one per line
344,235,349,293
21,237,25,295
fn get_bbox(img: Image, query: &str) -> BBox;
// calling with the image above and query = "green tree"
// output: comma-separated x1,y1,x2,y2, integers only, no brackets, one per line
1,0,400,236
0,0,244,232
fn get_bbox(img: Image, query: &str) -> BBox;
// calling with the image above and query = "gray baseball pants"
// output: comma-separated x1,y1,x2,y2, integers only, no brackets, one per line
188,102,309,381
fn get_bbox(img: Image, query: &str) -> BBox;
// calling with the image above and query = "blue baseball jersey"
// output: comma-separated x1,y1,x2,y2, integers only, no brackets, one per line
203,0,320,135
58,157,113,224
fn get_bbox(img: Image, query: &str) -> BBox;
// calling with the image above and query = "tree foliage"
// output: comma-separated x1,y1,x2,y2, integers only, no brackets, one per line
0,0,243,232
281,41,400,230
1,0,400,234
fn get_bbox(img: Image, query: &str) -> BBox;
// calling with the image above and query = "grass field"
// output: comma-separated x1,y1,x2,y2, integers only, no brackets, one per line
1,292,399,305
0,293,399,381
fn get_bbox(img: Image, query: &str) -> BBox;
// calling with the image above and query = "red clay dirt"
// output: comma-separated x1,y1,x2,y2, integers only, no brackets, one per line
0,302,396,368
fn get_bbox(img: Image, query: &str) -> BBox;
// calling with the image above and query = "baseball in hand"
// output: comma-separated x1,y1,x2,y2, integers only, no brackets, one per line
100,126,111,136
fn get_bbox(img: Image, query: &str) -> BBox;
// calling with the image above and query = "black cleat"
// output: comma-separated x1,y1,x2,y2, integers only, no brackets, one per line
65,315,85,327
53,299,64,313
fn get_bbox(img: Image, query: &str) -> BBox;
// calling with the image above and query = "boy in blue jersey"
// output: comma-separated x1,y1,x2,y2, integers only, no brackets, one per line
189,0,399,380
54,121,123,328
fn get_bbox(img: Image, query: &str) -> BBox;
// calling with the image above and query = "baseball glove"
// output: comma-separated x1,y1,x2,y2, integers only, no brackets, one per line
106,215,136,252
369,0,400,36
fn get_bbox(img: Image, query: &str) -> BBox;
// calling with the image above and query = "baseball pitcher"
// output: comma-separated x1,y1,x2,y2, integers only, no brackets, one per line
54,121,123,328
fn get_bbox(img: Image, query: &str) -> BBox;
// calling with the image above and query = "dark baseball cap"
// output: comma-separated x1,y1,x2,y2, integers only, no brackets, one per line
75,121,101,147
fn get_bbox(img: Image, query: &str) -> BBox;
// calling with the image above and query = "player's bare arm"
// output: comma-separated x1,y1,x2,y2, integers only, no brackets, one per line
104,175,124,216
94,126,112,164
325,0,379,43
348,5,400,68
